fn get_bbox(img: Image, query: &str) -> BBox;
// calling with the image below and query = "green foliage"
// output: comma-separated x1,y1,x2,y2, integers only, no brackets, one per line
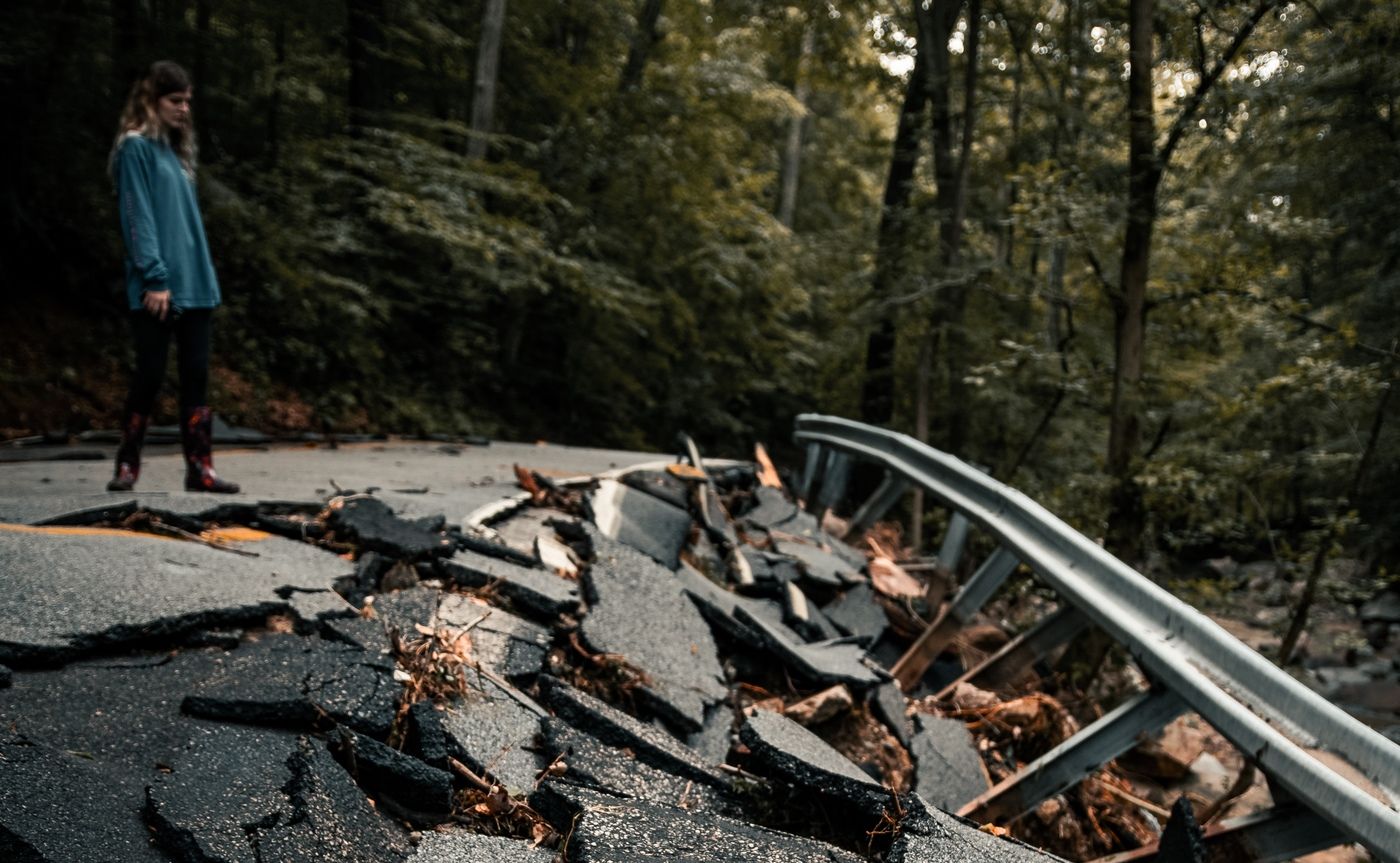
0,0,1397,573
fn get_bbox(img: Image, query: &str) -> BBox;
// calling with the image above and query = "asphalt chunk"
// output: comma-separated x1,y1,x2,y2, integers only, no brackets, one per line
910,713,988,812
539,718,732,814
412,829,555,862
738,708,890,815
540,678,728,788
146,727,410,863
731,605,881,689
439,677,546,794
773,537,862,589
0,528,352,666
442,548,580,620
327,496,455,560
589,478,693,569
823,583,890,646
437,593,551,682
530,781,864,863
891,795,1065,862
330,727,455,823
181,633,398,738
0,734,168,863
578,525,727,733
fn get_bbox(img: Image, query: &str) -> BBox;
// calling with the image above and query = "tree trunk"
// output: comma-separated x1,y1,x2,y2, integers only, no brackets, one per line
859,6,931,426
619,0,664,93
1279,529,1334,665
468,0,508,159
910,328,939,550
941,0,981,455
1104,0,1157,565
776,23,814,229
347,0,387,123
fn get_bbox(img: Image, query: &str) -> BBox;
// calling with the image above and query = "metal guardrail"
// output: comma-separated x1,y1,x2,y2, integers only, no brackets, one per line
793,413,1400,863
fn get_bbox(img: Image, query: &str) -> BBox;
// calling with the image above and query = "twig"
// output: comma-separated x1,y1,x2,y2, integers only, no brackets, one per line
474,664,549,718
448,756,492,791
147,521,261,557
1095,778,1172,820
1198,761,1256,824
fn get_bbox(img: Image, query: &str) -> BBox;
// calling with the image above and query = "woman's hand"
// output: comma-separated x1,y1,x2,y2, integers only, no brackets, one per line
142,289,172,320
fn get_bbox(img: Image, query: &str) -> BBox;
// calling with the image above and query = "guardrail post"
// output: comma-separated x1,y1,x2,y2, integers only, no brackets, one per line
813,450,852,516
958,689,1187,823
797,442,823,504
843,471,909,539
938,512,971,570
936,606,1090,697
892,546,1020,690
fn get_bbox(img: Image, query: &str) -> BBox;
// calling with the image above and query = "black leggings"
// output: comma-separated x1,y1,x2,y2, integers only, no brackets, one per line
123,308,213,415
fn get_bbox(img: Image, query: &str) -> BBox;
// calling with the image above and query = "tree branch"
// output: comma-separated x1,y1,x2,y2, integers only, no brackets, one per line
1158,0,1280,169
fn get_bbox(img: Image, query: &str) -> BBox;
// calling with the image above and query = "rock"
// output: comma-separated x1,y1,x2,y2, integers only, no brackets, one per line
784,685,854,726
529,781,865,863
0,664,9,689
822,584,889,646
330,727,454,823
731,604,881,688
589,478,693,569
0,734,168,862
146,727,409,862
181,633,399,738
1361,585,1400,625
909,713,988,811
412,829,555,862
1121,718,1207,782
440,678,546,794
1158,795,1208,863
0,528,352,665
538,718,731,813
540,678,728,788
891,795,1064,862
327,496,454,560
442,548,580,620
578,525,728,733
1179,752,1232,799
738,708,889,814
436,593,551,682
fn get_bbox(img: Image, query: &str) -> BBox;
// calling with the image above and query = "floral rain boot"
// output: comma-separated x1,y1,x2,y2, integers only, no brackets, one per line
181,406,240,493
107,411,148,492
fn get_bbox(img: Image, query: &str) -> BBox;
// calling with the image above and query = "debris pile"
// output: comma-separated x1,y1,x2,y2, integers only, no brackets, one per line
0,443,1093,862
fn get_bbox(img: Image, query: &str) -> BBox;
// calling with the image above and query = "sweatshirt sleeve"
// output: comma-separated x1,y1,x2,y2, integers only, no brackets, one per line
115,136,170,289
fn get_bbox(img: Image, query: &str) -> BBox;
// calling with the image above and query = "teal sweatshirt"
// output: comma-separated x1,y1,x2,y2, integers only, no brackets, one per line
115,133,221,311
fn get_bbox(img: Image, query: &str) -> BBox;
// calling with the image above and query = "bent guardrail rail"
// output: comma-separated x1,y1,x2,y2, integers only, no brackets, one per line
793,413,1400,863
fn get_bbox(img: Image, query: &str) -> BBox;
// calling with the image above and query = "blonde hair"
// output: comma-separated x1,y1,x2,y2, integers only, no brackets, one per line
109,61,198,179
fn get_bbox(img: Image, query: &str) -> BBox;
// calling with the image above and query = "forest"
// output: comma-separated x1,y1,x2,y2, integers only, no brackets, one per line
1,0,1398,580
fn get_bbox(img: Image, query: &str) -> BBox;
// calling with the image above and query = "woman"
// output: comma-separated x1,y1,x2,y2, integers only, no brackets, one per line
108,61,237,493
